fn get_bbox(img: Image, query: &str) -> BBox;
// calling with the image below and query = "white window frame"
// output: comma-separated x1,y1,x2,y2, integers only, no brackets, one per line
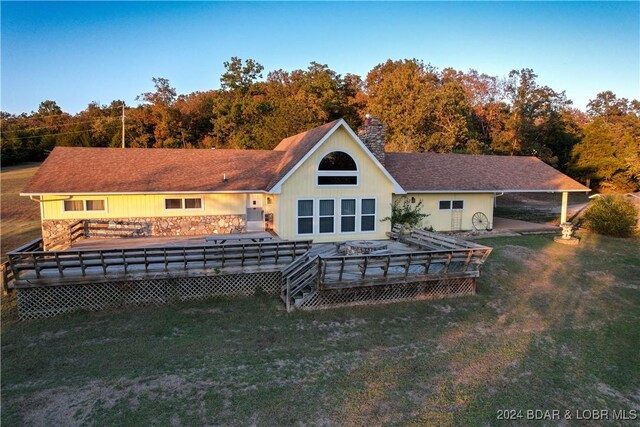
360,198,377,233
339,198,358,234
439,199,464,211
296,199,315,235
316,150,360,188
62,198,108,213
318,199,336,235
163,197,204,211
296,197,376,236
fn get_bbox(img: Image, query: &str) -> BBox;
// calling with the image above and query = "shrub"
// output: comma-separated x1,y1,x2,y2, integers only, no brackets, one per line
583,195,638,237
382,197,429,229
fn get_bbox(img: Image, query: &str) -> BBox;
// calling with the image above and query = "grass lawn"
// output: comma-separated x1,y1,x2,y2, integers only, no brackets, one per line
1,163,42,259
495,192,591,224
2,233,639,425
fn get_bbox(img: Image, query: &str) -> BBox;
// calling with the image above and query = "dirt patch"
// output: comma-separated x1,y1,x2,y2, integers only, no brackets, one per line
18,374,221,426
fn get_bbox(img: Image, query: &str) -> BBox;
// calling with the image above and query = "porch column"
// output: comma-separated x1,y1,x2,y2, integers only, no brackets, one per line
560,191,568,224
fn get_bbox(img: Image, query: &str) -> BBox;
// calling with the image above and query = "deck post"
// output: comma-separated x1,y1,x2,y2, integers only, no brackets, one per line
560,191,569,224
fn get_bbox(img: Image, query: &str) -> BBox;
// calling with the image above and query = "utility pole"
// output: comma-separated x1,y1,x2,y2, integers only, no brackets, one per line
121,102,125,148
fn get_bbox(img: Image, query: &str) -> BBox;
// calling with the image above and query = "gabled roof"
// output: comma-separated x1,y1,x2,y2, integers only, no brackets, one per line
267,119,404,193
268,119,341,189
22,147,283,194
21,120,589,196
384,152,590,193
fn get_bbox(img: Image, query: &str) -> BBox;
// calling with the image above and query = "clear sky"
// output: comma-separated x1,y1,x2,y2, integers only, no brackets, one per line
2,1,639,114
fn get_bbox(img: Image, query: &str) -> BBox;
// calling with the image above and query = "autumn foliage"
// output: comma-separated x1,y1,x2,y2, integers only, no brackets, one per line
1,58,638,192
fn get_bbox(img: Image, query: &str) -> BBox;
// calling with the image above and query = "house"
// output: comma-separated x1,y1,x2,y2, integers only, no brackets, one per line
21,117,590,249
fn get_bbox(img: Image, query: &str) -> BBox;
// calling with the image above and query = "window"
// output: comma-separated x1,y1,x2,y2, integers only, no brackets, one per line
184,198,202,209
165,199,183,209
297,200,314,235
164,198,203,210
341,199,356,232
63,200,84,211
63,199,106,212
319,200,335,234
452,200,464,209
317,151,358,186
85,200,105,211
439,200,464,210
361,199,376,232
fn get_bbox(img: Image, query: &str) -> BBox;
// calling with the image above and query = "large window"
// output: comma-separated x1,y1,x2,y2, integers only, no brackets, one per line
317,151,358,186
340,199,357,232
297,198,376,235
63,199,106,212
319,200,335,234
361,198,376,231
297,200,314,234
165,198,203,210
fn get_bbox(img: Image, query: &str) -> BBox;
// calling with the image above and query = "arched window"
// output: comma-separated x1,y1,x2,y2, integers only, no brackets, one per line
317,151,358,186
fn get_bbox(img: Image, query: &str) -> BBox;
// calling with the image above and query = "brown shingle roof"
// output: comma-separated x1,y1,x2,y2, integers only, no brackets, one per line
23,121,341,195
268,119,340,188
22,120,589,195
22,147,283,194
384,152,590,192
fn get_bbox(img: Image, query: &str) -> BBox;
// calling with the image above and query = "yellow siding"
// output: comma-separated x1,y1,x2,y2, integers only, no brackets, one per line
394,193,494,232
41,193,247,220
278,127,393,242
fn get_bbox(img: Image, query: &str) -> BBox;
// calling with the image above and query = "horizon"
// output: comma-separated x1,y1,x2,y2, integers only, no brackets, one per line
2,1,639,115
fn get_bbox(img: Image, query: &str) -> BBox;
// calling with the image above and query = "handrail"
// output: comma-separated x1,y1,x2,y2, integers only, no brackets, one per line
281,254,319,312
316,246,492,290
1,261,15,294
9,239,313,283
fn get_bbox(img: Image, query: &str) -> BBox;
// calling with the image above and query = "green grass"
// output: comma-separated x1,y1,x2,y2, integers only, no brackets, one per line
1,163,42,259
2,233,639,425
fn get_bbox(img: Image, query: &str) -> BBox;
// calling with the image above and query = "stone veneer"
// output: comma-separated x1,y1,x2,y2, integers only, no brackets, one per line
358,115,386,165
42,215,246,250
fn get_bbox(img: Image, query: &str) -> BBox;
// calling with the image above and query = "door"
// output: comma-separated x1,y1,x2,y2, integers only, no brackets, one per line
246,194,264,232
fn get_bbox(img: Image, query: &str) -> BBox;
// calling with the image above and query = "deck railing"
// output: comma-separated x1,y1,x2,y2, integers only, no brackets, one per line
8,239,312,285
281,253,319,312
316,247,492,290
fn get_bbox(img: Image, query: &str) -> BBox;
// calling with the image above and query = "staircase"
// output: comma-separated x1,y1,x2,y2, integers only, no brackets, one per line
281,252,320,311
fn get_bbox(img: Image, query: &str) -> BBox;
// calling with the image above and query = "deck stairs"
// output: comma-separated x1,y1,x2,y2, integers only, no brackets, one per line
280,251,320,311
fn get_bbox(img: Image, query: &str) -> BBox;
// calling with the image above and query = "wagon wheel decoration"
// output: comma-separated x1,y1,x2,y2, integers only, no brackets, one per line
472,212,490,231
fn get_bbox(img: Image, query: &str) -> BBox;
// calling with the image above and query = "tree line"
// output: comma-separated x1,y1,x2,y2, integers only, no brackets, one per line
1,58,638,191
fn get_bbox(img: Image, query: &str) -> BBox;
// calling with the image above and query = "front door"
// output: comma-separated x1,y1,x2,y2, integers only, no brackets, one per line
246,194,264,232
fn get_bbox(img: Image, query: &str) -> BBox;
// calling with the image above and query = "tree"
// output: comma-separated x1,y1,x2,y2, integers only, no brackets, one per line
220,57,264,92
136,78,182,147
365,59,438,152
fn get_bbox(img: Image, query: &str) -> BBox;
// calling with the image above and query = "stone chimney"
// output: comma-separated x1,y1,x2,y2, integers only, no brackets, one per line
358,114,386,165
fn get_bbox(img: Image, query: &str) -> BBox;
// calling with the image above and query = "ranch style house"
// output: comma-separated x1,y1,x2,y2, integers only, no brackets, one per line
22,117,590,249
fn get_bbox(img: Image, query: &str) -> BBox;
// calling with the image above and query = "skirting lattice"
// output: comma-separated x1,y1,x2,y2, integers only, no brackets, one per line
297,278,476,310
16,271,281,320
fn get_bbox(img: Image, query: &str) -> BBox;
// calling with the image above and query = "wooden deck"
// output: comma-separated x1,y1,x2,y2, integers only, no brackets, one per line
281,231,493,310
9,238,311,287
67,232,276,251
7,229,493,316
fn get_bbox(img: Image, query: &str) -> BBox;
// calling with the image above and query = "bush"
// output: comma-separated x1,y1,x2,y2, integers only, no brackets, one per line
583,195,638,237
382,197,429,229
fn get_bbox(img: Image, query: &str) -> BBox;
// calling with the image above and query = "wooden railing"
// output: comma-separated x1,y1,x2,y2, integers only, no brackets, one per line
8,240,313,285
317,247,492,290
1,260,15,294
402,229,490,251
281,253,319,312
45,220,85,251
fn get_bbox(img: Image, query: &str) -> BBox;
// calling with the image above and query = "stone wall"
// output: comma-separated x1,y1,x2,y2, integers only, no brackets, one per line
42,215,247,250
358,115,386,165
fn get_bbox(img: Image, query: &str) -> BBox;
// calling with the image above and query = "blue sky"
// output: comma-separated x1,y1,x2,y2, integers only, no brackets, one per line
2,1,639,114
